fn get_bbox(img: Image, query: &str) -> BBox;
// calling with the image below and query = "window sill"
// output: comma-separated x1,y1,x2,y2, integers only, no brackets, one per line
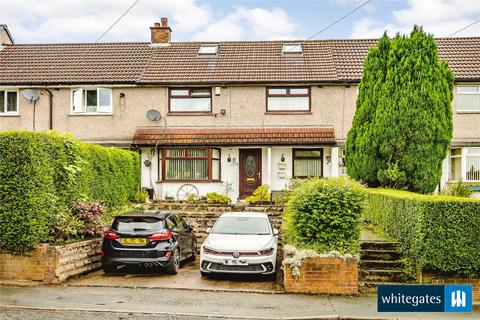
265,111,312,115
167,112,213,116
0,114,20,117
456,110,480,114
68,113,113,117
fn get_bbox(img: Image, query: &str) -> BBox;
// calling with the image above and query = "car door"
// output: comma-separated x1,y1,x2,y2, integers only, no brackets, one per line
166,215,183,252
174,215,192,259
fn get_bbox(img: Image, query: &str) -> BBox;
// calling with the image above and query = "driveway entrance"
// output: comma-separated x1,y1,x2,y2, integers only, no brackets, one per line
68,258,283,293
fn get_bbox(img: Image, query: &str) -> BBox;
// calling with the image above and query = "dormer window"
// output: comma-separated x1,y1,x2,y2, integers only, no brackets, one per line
282,43,302,54
198,44,218,55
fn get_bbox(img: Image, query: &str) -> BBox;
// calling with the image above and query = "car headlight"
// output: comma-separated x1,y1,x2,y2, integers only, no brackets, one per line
258,248,274,256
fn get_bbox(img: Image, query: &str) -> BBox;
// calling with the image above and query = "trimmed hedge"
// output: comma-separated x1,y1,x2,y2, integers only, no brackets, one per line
284,177,365,254
0,131,140,252
364,188,480,277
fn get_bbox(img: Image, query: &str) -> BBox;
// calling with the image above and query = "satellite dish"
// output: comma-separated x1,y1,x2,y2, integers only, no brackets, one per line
22,89,40,102
146,109,162,121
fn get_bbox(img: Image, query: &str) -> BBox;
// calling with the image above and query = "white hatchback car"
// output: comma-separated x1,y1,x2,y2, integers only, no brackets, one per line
200,211,278,276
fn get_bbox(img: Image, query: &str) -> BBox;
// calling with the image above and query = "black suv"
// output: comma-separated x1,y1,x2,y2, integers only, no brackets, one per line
101,211,196,274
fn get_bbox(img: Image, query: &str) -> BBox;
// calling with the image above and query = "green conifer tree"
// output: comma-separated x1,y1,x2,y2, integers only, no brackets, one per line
346,26,454,193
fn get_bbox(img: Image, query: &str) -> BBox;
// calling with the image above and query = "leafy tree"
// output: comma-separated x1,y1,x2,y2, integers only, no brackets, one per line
346,26,454,193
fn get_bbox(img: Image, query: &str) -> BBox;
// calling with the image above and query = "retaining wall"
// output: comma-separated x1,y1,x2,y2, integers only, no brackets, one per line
0,239,101,283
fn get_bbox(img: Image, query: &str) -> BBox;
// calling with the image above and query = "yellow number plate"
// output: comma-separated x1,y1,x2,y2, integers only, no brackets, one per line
120,238,147,245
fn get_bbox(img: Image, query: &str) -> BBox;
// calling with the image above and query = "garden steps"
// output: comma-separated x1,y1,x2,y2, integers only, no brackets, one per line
359,240,412,293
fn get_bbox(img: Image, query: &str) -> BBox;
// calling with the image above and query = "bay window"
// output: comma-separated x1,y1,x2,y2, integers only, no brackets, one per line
293,149,323,178
266,87,310,112
457,85,480,112
169,88,211,113
0,90,18,115
72,88,112,114
162,148,220,181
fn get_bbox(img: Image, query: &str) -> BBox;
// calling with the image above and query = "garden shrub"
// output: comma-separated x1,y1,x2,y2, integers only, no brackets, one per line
245,184,271,204
73,200,106,238
206,192,230,205
440,181,473,198
0,130,140,252
364,188,480,277
284,177,365,254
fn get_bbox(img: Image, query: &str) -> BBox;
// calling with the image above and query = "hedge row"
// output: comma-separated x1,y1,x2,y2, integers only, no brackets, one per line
364,188,480,277
0,131,140,252
284,177,365,254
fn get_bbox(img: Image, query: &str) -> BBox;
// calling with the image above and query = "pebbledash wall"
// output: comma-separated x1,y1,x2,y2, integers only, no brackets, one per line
0,239,101,283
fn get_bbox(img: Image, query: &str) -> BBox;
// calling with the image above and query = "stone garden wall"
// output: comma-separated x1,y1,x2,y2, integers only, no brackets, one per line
149,202,284,251
0,239,101,283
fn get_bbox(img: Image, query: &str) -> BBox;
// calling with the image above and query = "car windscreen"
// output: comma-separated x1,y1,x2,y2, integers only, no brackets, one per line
112,216,164,233
211,217,271,235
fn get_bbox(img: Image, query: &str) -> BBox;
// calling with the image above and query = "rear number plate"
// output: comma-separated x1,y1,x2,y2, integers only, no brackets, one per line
120,238,147,245
224,259,248,266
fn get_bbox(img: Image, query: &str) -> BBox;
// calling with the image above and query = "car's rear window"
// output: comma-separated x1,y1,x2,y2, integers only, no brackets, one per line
112,216,164,233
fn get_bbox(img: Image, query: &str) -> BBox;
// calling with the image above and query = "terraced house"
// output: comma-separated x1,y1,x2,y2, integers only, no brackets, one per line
1,19,479,201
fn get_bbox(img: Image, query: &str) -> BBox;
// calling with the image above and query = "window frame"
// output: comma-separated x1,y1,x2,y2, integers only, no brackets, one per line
449,147,480,182
265,87,311,114
282,43,302,54
70,87,113,115
198,44,219,55
160,147,221,182
457,85,480,113
465,147,480,182
292,148,323,179
0,89,19,116
168,87,212,114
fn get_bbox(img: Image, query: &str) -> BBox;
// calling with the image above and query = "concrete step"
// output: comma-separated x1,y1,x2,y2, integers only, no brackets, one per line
360,241,401,251
359,281,414,293
360,269,408,283
360,259,404,270
360,249,402,261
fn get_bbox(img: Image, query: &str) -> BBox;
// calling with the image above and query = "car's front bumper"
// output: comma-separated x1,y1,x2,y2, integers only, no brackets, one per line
200,252,276,274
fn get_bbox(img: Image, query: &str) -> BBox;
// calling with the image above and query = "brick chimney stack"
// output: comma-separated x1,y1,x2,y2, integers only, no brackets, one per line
150,18,171,44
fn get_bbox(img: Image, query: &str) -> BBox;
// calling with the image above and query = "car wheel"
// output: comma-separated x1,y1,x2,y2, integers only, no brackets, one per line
102,263,117,274
188,239,196,261
166,248,180,275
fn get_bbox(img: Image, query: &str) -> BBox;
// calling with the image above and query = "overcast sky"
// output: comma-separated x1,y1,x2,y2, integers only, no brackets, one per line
1,0,479,43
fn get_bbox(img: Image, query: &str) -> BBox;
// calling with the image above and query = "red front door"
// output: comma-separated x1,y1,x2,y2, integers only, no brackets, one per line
239,149,262,198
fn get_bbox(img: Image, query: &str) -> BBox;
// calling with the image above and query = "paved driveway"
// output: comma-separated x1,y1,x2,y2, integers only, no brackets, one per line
68,258,283,293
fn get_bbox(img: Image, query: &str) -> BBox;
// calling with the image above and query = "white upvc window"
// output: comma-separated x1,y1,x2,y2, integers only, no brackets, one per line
0,90,19,115
449,147,480,182
457,85,480,112
71,88,112,114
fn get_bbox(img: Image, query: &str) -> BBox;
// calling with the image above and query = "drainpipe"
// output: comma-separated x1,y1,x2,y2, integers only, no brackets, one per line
43,88,53,130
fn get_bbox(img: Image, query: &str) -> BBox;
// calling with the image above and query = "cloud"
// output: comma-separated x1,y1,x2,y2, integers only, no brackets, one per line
351,0,480,38
192,6,300,41
0,0,300,43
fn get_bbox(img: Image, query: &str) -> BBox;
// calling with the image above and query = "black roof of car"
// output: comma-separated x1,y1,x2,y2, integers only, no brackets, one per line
115,211,175,219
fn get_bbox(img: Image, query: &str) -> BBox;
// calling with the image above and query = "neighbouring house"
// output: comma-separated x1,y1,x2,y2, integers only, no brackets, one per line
1,19,479,201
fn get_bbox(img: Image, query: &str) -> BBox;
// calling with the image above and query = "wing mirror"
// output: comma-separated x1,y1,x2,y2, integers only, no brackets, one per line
206,227,212,234
273,228,279,236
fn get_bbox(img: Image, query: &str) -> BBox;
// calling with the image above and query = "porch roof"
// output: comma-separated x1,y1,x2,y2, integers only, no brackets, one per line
132,127,335,146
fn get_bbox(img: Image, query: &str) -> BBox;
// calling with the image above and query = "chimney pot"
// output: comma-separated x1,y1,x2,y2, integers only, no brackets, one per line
150,18,172,44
